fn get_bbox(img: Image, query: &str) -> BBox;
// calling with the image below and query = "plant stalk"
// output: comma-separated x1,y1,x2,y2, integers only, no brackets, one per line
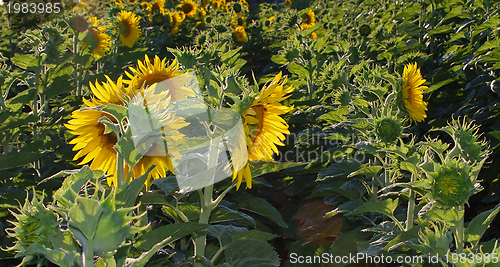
406,173,416,231
455,205,465,254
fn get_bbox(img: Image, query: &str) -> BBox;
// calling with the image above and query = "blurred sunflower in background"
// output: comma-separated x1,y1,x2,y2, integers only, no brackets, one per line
233,26,248,43
125,55,196,101
82,17,111,58
116,10,142,47
400,62,428,122
232,72,294,189
178,0,198,18
148,0,165,20
301,9,315,30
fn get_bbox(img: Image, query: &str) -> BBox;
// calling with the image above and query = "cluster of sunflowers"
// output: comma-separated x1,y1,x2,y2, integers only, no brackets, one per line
72,0,253,59
67,53,295,190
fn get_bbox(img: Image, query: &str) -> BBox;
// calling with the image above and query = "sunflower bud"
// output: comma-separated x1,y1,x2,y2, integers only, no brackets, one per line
264,20,271,27
359,24,371,36
205,16,212,23
375,117,402,144
425,159,478,208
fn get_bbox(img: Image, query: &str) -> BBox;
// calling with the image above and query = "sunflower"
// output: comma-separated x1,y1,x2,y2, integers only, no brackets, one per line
286,0,292,7
178,0,198,18
116,11,141,47
310,32,317,39
301,9,315,31
67,76,189,187
82,18,112,58
401,62,428,122
125,55,196,102
148,0,165,19
66,76,128,181
233,72,294,189
233,26,248,43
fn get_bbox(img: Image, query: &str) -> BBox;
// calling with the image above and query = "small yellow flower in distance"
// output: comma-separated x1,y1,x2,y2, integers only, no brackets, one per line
310,32,317,39
233,26,248,43
178,0,198,18
116,11,142,47
301,9,315,31
286,0,292,7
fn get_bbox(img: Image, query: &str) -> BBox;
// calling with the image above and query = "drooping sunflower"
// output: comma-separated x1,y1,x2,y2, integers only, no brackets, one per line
233,26,248,43
401,62,428,122
116,11,142,47
125,55,196,102
82,18,112,58
178,0,198,18
232,72,294,189
67,76,189,187
66,76,128,180
301,9,315,31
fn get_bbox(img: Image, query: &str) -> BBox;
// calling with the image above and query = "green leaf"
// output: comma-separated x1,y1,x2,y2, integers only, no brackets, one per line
103,103,128,123
233,230,277,242
318,160,362,181
6,88,36,113
224,239,280,267
233,193,287,228
53,166,98,208
11,53,38,69
348,165,382,178
348,198,399,218
68,197,103,240
270,54,288,65
465,203,500,248
207,225,247,247
248,161,304,178
114,135,142,169
425,208,463,227
400,156,419,176
152,176,178,196
427,25,454,36
221,47,242,63
317,106,349,124
475,40,500,56
473,18,500,38
45,75,73,99
24,243,80,267
288,62,309,80
134,223,208,251
0,151,41,171
115,169,149,209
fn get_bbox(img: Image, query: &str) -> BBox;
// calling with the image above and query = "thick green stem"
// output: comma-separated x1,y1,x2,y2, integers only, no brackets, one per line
194,135,220,265
455,205,465,254
83,241,94,267
116,152,125,189
406,173,416,231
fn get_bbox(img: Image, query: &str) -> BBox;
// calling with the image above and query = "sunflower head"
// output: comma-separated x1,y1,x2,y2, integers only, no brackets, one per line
426,159,477,208
442,117,489,163
149,0,165,17
178,0,198,18
301,10,315,31
374,116,403,144
116,11,142,48
233,26,248,43
286,0,292,7
359,24,371,36
125,55,196,102
70,15,89,32
83,28,112,58
234,72,294,189
5,193,60,253
398,62,428,122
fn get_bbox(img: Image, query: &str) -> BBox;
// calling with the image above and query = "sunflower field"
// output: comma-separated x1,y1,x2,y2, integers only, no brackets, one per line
1,0,500,266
